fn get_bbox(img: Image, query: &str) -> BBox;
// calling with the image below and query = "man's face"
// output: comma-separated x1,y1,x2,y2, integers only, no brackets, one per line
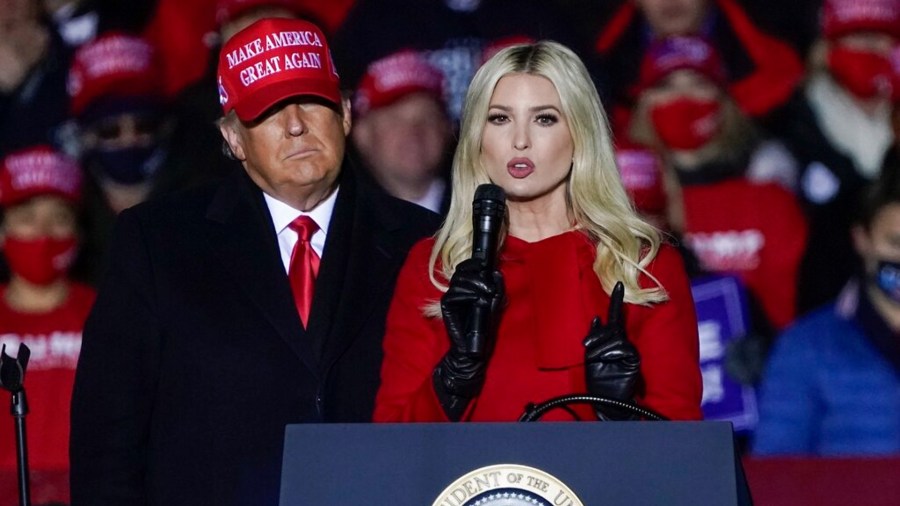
221,96,352,211
352,93,451,185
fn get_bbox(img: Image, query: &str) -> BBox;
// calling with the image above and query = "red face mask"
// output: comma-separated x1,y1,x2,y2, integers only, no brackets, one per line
828,46,894,100
2,236,77,286
650,97,722,150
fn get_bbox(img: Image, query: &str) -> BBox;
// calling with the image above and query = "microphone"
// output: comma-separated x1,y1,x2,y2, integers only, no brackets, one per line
467,183,506,356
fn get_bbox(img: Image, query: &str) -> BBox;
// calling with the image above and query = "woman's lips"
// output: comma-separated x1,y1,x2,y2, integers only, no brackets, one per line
507,158,535,178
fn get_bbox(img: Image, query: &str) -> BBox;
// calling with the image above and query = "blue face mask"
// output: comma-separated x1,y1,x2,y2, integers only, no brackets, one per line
875,260,900,303
88,144,165,185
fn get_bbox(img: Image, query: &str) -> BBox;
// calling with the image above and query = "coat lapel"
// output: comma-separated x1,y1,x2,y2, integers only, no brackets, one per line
204,169,318,374
312,168,403,372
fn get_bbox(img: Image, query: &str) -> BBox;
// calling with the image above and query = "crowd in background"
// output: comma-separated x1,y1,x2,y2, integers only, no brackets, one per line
0,0,898,503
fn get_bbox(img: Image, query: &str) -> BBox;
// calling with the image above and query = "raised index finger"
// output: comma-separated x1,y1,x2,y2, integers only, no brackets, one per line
607,281,625,327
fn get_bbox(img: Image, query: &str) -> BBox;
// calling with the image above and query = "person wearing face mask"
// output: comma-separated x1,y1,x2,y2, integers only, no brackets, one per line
770,0,900,314
0,145,95,503
628,35,807,337
753,155,900,456
66,31,174,283
592,0,807,134
374,41,702,423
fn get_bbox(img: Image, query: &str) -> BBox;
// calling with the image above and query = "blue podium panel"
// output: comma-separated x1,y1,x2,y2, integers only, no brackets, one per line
280,422,740,506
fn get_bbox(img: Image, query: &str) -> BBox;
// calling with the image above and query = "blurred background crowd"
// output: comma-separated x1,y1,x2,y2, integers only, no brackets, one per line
0,0,898,503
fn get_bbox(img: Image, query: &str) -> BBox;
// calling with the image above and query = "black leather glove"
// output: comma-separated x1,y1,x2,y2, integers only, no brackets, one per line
433,258,504,420
583,281,641,421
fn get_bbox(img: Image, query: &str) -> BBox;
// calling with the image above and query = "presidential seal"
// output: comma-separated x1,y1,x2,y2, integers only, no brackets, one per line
432,464,584,506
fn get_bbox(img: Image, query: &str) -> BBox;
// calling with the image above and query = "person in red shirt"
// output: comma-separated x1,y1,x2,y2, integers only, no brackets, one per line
374,41,702,423
0,145,95,504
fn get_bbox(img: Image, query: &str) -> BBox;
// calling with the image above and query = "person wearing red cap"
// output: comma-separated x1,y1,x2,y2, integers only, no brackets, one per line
65,31,180,285
157,1,330,204
593,0,805,133
69,32,171,210
0,145,95,504
351,50,453,214
69,17,439,506
628,36,808,338
771,0,900,313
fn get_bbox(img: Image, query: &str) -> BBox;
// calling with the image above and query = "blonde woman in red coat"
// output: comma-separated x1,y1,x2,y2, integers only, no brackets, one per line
374,41,703,423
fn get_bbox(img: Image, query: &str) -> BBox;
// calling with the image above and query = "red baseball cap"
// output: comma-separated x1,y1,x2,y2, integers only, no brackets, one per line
821,0,900,39
217,17,341,122
636,36,727,93
68,32,162,119
352,50,444,117
0,145,83,208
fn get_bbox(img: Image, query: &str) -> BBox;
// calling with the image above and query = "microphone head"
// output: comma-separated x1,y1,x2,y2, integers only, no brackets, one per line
474,183,506,203
473,184,506,219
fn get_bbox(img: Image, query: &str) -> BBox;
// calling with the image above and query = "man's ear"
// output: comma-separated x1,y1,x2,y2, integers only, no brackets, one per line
341,97,352,136
219,121,247,161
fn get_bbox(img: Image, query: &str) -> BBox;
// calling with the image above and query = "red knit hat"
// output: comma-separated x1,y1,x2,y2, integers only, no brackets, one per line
0,146,83,208
352,50,444,117
217,17,341,122
821,0,900,39
68,32,162,119
636,36,727,92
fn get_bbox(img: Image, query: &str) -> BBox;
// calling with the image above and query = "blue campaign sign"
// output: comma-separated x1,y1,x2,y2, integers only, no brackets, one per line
691,275,758,432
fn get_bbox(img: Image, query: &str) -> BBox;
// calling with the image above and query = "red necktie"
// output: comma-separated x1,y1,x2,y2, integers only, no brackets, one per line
288,216,320,327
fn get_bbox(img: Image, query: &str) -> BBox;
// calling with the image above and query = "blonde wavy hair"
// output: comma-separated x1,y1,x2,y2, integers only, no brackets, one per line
427,41,668,314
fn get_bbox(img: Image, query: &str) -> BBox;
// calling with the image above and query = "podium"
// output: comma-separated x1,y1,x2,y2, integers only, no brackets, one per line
280,421,750,505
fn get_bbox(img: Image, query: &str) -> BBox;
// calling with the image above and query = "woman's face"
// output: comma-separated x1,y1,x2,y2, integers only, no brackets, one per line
480,73,574,206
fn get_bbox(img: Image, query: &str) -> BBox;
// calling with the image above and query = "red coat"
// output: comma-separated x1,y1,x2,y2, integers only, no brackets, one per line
374,231,703,422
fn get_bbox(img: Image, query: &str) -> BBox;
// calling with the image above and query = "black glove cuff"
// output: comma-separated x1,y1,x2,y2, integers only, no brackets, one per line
437,351,486,396
432,366,474,422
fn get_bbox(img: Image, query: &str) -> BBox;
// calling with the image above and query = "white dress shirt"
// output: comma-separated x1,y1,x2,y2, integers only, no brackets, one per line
264,187,339,273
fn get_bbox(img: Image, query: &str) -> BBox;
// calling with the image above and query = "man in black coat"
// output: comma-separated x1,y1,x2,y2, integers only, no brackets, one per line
69,17,440,506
